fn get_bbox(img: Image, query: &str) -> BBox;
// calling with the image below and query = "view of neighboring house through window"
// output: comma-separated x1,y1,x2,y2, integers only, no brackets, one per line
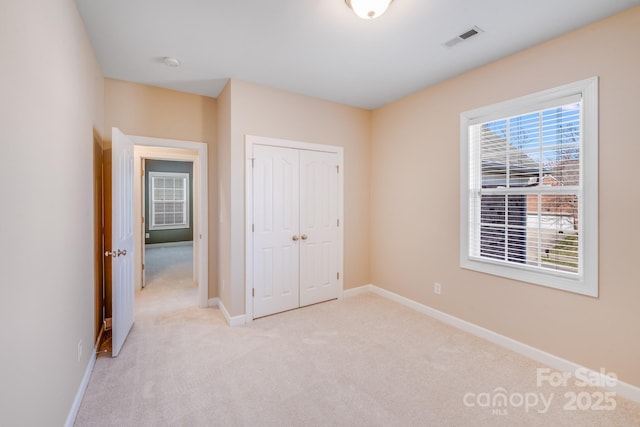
460,78,598,296
149,172,189,230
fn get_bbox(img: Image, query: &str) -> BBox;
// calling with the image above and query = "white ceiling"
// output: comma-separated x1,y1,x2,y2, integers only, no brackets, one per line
75,0,640,110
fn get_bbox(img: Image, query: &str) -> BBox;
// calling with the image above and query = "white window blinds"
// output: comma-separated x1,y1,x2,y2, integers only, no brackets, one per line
150,172,189,230
460,78,598,296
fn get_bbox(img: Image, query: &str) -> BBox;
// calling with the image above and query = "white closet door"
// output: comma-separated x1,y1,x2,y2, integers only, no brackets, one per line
252,145,300,318
299,150,339,307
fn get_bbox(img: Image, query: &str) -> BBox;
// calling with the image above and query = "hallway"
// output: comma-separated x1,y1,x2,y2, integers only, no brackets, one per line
141,244,197,311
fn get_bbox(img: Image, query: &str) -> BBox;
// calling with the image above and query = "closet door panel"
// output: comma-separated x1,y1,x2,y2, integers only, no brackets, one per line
252,145,300,318
299,150,339,307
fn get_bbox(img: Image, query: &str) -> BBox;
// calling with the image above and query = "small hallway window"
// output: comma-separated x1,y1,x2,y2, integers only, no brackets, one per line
149,172,190,230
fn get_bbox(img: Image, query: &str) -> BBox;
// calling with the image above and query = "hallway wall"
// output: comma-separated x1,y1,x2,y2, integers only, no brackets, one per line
218,79,371,316
104,79,219,298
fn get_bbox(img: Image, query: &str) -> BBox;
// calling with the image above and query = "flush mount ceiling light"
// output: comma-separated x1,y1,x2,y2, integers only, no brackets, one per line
163,57,181,67
345,0,393,20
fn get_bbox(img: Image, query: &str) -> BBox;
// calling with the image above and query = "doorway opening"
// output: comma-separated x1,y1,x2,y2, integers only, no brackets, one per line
103,130,208,358
141,158,194,290
133,139,208,309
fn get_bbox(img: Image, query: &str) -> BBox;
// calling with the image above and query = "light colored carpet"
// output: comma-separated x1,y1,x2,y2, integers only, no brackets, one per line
75,247,640,426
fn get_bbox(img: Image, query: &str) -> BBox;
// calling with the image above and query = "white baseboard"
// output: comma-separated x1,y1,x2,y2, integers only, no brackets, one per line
345,284,640,403
343,284,375,298
207,297,220,307
145,241,192,248
64,349,97,427
218,299,246,327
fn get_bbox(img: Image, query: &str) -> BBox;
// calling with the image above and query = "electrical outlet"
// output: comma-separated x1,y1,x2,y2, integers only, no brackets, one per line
77,340,83,362
434,282,442,295
145,233,150,239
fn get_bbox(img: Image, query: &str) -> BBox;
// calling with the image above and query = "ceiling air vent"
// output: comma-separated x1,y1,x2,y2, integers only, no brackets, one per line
443,26,484,48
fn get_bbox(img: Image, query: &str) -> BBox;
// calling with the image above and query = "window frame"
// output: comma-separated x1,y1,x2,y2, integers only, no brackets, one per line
149,171,190,231
460,77,598,297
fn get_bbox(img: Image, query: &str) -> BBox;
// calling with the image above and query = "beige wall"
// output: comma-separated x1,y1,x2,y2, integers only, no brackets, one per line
220,80,371,316
0,0,104,424
104,79,219,298
371,7,640,387
217,82,232,308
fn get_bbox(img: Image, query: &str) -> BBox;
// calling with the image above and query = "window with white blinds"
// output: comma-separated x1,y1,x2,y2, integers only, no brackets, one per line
460,78,598,296
149,172,189,230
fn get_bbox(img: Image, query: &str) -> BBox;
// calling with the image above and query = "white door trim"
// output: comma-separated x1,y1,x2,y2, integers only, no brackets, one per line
132,136,209,308
245,135,344,322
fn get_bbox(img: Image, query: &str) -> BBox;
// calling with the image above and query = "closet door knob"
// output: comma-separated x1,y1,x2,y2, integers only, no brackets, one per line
300,234,308,240
292,235,299,241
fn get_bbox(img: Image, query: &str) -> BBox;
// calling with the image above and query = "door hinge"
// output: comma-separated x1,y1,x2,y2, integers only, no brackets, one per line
336,165,340,173
252,224,255,232
142,263,145,270
337,272,340,280
142,216,145,224
337,219,339,227
252,288,255,297
251,158,255,168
